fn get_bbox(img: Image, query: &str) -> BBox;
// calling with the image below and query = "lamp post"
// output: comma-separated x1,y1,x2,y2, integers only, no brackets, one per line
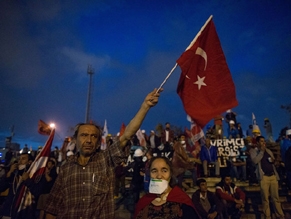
85,65,94,123
281,104,291,128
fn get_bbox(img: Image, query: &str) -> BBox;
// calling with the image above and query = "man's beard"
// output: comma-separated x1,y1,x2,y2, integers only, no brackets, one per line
80,144,97,157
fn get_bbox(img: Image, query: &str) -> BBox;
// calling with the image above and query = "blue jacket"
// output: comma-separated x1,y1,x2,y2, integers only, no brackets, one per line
200,144,218,162
228,127,239,138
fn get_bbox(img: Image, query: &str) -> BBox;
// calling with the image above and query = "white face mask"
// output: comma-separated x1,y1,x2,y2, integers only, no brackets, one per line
142,156,147,162
180,140,185,145
149,179,169,194
18,164,26,170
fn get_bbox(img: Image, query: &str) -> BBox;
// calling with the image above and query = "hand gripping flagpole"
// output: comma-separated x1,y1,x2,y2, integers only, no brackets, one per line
156,15,213,94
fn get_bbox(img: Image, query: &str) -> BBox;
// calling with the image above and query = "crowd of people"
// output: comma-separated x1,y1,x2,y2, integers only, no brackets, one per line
0,88,290,219
122,122,289,219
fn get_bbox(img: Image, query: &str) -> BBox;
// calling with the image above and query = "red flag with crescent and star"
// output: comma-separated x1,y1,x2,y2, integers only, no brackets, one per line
177,15,238,128
38,120,52,135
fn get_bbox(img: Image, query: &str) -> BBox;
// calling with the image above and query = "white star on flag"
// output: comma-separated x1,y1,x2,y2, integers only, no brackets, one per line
194,75,207,90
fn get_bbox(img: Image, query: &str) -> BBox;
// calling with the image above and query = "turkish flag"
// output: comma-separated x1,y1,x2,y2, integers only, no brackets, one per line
38,120,51,135
185,115,204,144
136,129,146,147
28,128,55,179
13,129,55,218
177,16,238,128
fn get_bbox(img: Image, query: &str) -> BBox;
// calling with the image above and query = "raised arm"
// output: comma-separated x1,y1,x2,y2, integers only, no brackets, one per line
119,88,162,147
250,148,264,164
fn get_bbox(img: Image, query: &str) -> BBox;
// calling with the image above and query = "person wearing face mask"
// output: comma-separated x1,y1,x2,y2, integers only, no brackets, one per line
134,157,201,219
180,134,197,188
0,153,34,219
172,136,195,189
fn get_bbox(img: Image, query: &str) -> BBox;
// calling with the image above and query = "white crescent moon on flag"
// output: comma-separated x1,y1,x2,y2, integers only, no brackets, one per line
195,47,207,70
185,47,208,90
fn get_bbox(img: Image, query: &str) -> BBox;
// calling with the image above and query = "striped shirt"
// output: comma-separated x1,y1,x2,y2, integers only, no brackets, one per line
45,141,127,219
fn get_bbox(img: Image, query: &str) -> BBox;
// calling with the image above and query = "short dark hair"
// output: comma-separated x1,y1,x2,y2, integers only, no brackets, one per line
221,173,231,182
196,178,206,187
206,135,215,140
256,135,265,142
146,149,153,157
73,123,102,142
179,133,186,138
20,153,34,162
107,139,113,146
48,159,56,166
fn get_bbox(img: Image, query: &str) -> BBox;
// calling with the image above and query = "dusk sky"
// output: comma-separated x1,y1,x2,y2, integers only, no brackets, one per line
0,1,291,150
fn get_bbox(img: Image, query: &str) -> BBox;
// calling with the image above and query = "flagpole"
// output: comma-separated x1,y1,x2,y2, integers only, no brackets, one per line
156,15,213,93
185,15,213,50
156,63,178,92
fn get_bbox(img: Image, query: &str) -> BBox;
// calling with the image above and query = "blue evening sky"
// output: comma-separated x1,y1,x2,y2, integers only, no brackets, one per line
0,1,290,149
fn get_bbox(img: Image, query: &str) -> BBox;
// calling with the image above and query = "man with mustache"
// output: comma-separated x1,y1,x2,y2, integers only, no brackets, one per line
45,88,162,219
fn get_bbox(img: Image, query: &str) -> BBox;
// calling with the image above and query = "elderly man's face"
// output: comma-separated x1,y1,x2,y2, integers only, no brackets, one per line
76,125,100,157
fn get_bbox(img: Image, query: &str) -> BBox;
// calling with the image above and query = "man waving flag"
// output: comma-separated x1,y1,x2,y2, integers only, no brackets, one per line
12,126,55,219
177,15,238,128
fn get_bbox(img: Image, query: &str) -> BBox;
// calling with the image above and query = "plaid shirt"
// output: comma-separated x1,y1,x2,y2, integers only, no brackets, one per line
45,141,127,219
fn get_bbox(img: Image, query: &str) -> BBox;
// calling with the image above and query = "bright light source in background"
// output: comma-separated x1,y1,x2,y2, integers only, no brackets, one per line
50,123,55,128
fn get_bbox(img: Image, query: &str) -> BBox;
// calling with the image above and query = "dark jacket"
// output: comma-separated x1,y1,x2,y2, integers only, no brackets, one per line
0,169,37,218
130,157,145,191
215,181,245,203
161,129,174,144
192,189,222,219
